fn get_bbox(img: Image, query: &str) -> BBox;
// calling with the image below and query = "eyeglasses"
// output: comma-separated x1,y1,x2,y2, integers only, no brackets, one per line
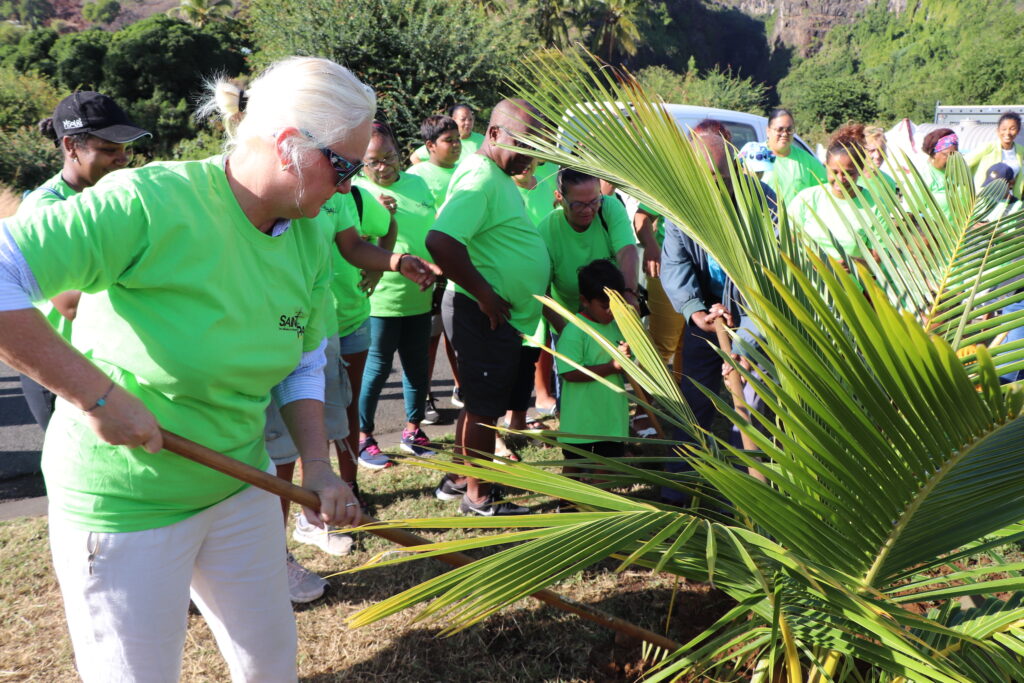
319,147,363,185
566,197,602,212
497,125,530,149
363,154,400,169
770,126,795,134
300,129,363,185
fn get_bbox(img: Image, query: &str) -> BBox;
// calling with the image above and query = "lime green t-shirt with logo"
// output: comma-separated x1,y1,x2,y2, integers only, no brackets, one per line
763,145,827,208
327,189,391,338
8,157,333,533
355,172,437,318
790,184,882,260
413,131,485,164
555,316,628,444
406,161,456,209
432,153,551,336
16,171,78,342
538,197,634,312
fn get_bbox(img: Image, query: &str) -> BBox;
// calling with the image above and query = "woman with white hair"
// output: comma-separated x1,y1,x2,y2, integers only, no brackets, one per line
0,56,378,680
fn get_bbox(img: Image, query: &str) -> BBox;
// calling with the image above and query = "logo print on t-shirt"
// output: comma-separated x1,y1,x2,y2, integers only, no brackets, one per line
278,309,306,337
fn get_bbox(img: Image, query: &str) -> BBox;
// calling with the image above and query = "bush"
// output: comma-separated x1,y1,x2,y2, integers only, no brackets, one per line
245,0,534,150
51,29,108,91
636,58,767,115
0,126,62,191
0,65,59,131
1,27,57,77
82,0,120,25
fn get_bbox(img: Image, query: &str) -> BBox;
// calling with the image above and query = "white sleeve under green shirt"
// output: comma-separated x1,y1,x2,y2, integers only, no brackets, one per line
6,156,333,533
16,171,78,342
555,316,628,444
413,130,485,164
790,184,881,260
763,145,827,208
329,188,391,337
354,172,437,317
537,196,634,312
431,152,552,336
405,160,456,209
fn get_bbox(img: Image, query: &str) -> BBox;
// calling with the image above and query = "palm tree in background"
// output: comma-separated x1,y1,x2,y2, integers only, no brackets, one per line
167,0,233,28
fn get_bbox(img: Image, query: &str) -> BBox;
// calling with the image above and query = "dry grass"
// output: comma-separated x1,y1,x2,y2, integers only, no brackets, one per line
0,185,22,219
0,443,728,682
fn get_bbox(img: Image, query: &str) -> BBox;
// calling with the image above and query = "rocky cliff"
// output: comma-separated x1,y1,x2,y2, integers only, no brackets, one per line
712,0,906,56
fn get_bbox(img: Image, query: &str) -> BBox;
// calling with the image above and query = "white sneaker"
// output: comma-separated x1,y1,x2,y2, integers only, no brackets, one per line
286,553,328,603
292,513,354,556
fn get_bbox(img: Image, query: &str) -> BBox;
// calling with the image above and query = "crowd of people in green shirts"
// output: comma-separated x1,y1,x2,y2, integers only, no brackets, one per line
3,54,1024,679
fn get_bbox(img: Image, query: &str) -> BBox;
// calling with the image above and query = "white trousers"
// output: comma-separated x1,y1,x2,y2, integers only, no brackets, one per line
49,482,297,682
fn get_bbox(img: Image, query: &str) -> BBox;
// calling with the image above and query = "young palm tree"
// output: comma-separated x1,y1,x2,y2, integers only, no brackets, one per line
344,49,1024,681
167,0,233,28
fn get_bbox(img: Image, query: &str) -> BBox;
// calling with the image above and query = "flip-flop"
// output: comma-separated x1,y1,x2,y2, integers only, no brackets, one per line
534,404,558,417
525,418,546,431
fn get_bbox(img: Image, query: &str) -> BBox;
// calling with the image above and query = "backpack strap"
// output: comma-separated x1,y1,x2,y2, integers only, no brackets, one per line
351,185,365,223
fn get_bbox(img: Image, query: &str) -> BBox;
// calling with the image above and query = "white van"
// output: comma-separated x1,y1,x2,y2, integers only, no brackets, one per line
661,103,815,155
560,101,815,156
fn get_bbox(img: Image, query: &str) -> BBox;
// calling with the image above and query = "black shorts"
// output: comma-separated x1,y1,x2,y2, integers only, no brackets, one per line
561,440,625,460
441,289,539,418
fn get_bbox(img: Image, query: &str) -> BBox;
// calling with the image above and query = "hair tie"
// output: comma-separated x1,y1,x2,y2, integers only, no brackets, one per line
238,89,248,113
933,133,958,154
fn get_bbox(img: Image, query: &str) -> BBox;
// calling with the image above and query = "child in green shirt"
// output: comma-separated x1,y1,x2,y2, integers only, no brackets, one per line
406,114,461,207
556,260,631,484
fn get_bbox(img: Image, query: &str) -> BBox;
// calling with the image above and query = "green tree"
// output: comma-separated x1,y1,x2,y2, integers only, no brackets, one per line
51,29,108,91
17,0,53,28
245,0,534,149
0,64,59,130
102,15,247,154
588,0,643,61
778,72,878,133
82,0,121,25
1,27,57,77
636,58,767,114
167,0,233,28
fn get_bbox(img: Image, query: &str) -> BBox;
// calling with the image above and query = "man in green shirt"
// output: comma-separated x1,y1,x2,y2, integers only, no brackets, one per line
427,98,551,516
407,114,461,207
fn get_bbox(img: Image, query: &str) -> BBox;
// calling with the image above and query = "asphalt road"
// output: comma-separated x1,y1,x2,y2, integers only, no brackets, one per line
0,350,459,506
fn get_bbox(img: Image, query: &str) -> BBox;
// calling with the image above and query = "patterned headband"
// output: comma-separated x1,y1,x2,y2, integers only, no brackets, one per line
933,133,958,154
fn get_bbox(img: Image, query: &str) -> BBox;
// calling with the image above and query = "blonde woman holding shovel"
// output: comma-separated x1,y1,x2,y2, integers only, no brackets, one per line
0,57,417,680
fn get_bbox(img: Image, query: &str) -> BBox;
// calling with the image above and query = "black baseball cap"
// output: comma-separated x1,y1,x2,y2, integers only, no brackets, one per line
53,91,150,143
982,162,1016,187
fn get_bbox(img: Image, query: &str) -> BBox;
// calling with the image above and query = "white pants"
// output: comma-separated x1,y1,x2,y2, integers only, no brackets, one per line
49,482,297,682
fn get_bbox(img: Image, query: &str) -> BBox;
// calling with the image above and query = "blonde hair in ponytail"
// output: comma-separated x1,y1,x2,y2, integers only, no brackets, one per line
198,57,376,173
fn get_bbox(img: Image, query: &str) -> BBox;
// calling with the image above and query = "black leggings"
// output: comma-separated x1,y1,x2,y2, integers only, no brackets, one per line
19,374,54,431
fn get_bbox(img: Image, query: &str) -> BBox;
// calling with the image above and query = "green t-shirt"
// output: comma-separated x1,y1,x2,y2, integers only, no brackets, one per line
537,197,634,312
355,172,437,317
413,131,485,164
9,157,333,532
763,145,827,208
555,316,628,444
432,153,551,335
925,163,952,221
791,184,881,260
518,162,561,226
637,201,665,245
330,188,392,337
16,171,78,342
406,160,456,209
858,169,897,196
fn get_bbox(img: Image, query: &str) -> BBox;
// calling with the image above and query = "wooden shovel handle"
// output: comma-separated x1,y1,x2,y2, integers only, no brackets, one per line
158,428,683,652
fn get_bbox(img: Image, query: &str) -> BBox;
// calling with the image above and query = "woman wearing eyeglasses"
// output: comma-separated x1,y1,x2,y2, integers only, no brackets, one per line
354,122,443,465
761,108,827,207
0,57,383,679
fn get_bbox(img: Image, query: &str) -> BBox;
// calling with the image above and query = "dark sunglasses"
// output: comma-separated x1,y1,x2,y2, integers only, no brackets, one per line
320,146,364,185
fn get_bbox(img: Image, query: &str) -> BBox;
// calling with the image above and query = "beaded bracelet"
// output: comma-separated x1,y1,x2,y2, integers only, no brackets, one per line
83,381,115,414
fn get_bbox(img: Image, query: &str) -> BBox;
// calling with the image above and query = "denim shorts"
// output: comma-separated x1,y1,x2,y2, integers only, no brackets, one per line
337,318,371,356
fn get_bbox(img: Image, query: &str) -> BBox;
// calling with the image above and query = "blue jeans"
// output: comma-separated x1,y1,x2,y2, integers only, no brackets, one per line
359,313,432,433
1001,298,1024,383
